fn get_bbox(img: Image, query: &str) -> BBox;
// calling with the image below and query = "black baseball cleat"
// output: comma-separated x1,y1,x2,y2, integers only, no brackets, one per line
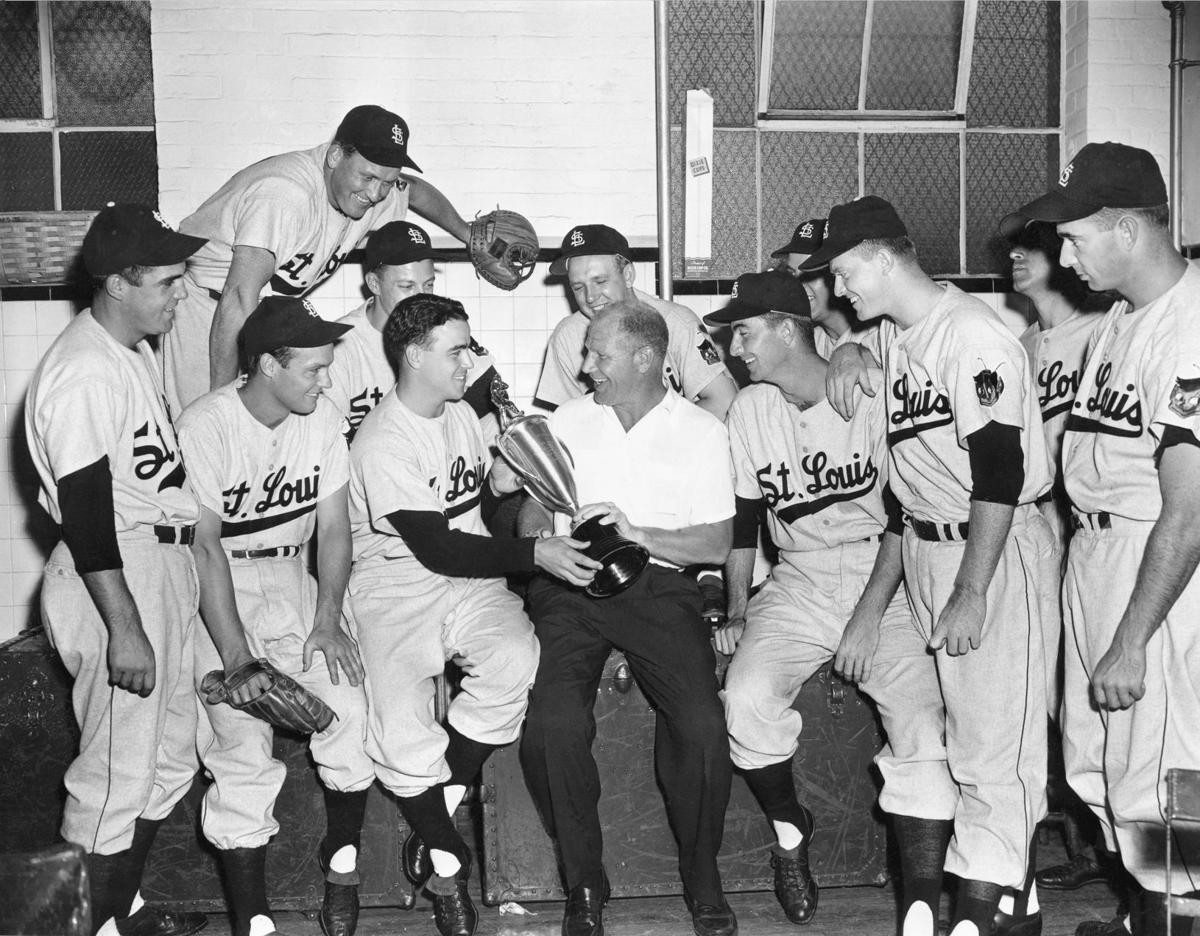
993,910,1043,936
401,829,431,889
1036,855,1108,891
1074,917,1129,936
685,894,738,936
427,852,477,936
115,906,208,936
771,808,818,925
562,870,611,936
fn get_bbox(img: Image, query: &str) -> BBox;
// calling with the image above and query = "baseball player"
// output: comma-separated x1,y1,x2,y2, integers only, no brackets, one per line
177,296,370,936
166,104,475,413
347,293,595,936
325,220,501,443
1017,142,1200,936
536,223,737,419
519,300,738,936
803,196,1053,936
706,272,949,928
24,204,208,936
771,218,881,361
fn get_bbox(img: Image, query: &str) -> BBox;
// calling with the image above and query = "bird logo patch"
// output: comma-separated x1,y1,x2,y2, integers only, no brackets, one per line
1169,376,1200,417
697,327,720,365
974,364,1004,407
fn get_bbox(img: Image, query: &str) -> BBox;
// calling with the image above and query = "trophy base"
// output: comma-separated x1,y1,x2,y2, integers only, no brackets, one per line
572,516,650,598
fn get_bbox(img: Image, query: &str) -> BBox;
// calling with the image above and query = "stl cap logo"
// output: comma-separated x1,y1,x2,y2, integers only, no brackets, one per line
569,229,585,248
391,123,405,146
152,210,175,231
301,298,319,318
798,221,814,239
408,227,426,244
730,281,739,299
1059,162,1075,187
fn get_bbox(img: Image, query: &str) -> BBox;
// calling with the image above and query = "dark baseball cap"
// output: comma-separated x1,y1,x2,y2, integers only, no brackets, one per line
798,196,908,271
82,203,207,277
770,218,825,258
334,104,421,172
549,224,630,276
703,270,811,326
1015,142,1167,223
242,296,353,358
363,221,447,271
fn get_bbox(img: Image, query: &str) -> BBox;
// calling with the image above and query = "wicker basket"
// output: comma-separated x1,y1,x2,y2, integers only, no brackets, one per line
0,212,97,287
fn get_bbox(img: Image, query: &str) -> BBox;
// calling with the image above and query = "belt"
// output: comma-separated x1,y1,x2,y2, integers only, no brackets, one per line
1034,491,1055,506
154,524,195,546
206,287,222,303
1071,511,1112,533
229,546,302,559
906,516,970,543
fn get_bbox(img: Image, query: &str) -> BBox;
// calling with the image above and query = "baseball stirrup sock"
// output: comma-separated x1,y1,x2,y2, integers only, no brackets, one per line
893,815,954,919
85,850,136,935
397,786,468,866
742,759,811,842
322,786,369,856
952,880,1002,935
445,722,497,788
217,846,271,936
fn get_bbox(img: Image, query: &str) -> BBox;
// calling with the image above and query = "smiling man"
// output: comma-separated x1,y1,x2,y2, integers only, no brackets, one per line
164,104,474,415
177,296,371,936
1016,142,1200,936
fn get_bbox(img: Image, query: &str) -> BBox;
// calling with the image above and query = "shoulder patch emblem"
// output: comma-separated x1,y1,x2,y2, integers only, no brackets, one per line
974,364,1004,407
697,327,720,365
1169,376,1200,417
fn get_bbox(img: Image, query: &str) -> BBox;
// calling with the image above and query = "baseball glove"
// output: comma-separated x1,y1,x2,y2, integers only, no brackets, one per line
468,209,539,290
200,658,336,734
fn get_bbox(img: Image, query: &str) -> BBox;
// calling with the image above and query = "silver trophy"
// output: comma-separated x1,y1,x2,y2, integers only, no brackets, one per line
490,374,648,597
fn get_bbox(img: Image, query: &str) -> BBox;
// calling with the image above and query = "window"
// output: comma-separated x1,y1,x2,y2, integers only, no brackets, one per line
0,1,158,212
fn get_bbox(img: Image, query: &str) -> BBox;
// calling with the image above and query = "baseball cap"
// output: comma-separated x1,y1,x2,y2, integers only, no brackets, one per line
1014,142,1167,223
770,218,825,258
798,196,908,271
241,296,353,358
363,221,447,271
703,270,811,326
334,104,421,172
82,203,207,277
549,224,630,276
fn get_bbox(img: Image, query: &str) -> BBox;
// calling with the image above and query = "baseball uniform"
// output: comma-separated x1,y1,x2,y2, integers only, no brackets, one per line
26,310,202,855
814,321,884,363
325,298,499,443
884,284,1054,888
535,288,729,407
177,384,372,850
1060,262,1200,892
721,383,953,822
347,392,538,798
165,144,411,413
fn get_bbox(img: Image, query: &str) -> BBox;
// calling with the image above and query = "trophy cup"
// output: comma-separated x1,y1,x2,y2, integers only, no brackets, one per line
490,374,649,597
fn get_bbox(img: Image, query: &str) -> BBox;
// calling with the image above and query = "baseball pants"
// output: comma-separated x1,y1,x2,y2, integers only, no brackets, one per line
722,541,956,822
1063,517,1200,893
195,555,372,850
163,280,217,415
348,562,539,798
902,505,1052,888
1034,494,1069,718
41,538,200,855
520,565,732,905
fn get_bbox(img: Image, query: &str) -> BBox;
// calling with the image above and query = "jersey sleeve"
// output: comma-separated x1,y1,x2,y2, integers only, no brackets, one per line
176,408,228,517
535,318,587,407
1147,308,1200,444
668,309,728,399
945,339,1031,444
317,402,351,497
37,377,125,481
726,401,762,500
229,177,315,258
684,419,736,525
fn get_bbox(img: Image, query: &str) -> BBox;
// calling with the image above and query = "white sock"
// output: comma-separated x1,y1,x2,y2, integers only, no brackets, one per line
948,922,980,936
772,819,804,851
1122,914,1132,933
1026,881,1039,914
127,891,144,915
997,891,1016,914
429,847,462,878
248,914,276,936
444,784,467,816
902,900,935,936
328,844,356,875
95,918,119,936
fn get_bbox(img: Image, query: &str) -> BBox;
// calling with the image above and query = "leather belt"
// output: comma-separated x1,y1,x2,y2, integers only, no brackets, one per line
906,516,970,543
154,524,195,546
229,546,302,559
206,287,222,302
1071,511,1112,533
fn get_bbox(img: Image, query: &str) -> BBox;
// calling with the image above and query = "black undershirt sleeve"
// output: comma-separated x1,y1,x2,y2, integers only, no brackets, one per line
384,508,536,578
58,456,123,574
1156,424,1200,461
966,422,1025,506
464,365,499,420
733,496,763,550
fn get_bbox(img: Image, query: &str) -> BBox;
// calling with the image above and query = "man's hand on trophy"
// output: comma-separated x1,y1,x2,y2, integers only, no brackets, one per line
488,451,525,495
573,502,643,546
533,535,602,587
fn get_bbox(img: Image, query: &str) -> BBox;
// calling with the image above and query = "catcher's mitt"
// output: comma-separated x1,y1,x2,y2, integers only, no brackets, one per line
468,209,539,290
200,658,335,734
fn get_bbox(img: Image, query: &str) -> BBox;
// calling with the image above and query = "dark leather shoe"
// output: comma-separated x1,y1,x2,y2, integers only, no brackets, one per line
115,906,208,936
689,897,738,936
771,844,818,925
1075,917,1128,936
319,880,359,936
429,854,477,936
994,910,1043,936
1036,855,1107,891
562,872,611,936
401,829,431,888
